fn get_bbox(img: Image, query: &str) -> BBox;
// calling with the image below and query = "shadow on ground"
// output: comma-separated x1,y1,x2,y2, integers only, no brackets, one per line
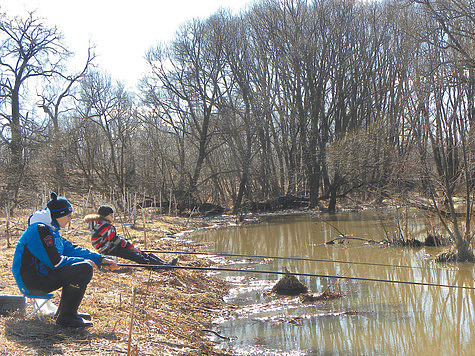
4,317,118,355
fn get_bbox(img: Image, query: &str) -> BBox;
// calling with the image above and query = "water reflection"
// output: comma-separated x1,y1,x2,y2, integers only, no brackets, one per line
192,212,475,355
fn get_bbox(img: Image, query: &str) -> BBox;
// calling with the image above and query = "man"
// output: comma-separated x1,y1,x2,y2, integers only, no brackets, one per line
12,192,118,327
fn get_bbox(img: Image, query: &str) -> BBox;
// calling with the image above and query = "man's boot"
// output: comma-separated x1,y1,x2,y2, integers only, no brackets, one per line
78,312,92,320
55,310,91,320
144,253,165,265
145,253,178,270
56,283,93,328
147,253,178,265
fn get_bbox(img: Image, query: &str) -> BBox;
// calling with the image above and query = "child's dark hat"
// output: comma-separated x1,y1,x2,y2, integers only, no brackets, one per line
98,205,114,217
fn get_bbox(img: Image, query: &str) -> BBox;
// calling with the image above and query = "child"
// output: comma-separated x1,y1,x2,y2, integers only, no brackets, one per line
84,205,177,268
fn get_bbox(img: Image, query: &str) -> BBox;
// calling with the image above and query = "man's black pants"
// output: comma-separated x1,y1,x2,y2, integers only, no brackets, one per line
25,261,93,295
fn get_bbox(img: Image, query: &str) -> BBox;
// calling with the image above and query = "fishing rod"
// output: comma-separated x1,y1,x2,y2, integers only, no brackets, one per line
142,250,454,272
116,263,475,290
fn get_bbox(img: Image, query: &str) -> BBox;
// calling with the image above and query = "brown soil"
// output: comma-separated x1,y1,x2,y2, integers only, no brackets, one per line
0,210,236,355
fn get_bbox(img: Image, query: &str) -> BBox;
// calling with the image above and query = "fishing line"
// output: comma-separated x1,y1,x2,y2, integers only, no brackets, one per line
143,250,457,272
116,263,475,291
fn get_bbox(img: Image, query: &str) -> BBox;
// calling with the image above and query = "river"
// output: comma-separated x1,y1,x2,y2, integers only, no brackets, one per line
191,210,475,355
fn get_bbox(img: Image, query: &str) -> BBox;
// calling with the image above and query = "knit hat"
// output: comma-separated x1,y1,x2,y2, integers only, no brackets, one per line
98,205,114,217
47,192,73,219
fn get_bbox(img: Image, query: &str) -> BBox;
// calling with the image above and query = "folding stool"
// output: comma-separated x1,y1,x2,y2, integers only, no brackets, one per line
24,293,55,320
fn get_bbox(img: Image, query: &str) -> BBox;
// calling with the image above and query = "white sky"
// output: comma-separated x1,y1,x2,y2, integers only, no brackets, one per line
1,0,254,90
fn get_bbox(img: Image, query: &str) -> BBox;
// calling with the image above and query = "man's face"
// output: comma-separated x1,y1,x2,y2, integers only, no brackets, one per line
56,213,72,228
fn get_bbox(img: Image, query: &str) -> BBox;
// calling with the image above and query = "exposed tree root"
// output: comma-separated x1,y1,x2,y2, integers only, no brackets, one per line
436,249,475,263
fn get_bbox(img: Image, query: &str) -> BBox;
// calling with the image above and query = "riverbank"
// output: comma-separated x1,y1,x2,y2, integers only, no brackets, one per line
1,202,472,355
0,211,239,355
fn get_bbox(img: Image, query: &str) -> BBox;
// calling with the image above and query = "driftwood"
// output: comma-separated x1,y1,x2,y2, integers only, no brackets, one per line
326,236,379,245
312,214,381,245
299,288,344,303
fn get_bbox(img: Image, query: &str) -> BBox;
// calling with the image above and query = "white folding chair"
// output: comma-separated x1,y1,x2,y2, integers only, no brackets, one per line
24,293,55,320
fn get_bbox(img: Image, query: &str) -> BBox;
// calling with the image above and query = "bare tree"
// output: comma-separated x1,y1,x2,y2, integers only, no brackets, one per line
246,2,287,199
38,47,95,190
401,0,474,261
75,71,138,194
0,11,70,210
410,0,474,67
218,12,260,213
143,17,226,208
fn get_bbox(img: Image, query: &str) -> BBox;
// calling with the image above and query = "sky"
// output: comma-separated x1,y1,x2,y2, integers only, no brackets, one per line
1,0,254,90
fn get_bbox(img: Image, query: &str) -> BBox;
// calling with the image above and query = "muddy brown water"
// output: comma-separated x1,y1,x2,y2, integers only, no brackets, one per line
191,211,475,355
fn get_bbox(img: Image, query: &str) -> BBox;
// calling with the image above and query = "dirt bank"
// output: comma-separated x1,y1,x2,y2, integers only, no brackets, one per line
0,211,238,355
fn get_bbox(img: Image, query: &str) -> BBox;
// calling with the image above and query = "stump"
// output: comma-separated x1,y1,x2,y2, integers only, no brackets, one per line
271,268,308,296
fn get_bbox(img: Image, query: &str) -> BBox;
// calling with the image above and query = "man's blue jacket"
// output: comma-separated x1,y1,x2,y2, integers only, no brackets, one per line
12,208,104,295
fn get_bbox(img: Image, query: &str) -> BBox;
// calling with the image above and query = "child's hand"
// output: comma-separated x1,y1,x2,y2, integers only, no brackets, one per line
101,258,119,271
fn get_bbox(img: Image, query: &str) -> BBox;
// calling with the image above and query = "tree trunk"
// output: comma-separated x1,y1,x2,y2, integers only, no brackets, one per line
4,85,24,213
233,171,248,215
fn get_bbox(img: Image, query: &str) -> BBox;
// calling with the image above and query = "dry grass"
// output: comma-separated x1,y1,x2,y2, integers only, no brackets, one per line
0,211,235,355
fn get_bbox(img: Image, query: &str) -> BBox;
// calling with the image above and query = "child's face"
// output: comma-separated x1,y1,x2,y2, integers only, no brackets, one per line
105,214,114,222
